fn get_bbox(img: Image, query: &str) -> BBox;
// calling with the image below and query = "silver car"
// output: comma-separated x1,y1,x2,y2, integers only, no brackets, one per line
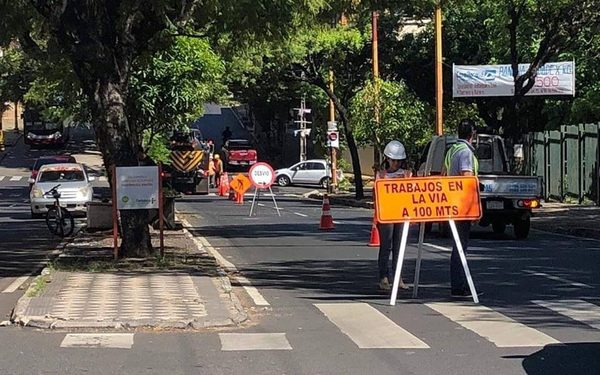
275,159,343,188
30,163,94,218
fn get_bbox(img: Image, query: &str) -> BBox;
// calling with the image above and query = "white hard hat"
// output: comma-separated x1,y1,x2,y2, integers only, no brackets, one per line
383,140,407,160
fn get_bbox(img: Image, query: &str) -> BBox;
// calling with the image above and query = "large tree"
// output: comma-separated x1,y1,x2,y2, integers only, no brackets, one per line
0,0,325,256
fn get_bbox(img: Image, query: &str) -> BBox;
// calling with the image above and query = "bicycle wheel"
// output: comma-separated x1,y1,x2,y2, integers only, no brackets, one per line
46,207,74,237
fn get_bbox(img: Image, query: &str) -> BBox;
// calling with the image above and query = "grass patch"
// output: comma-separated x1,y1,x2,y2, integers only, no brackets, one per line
26,274,50,297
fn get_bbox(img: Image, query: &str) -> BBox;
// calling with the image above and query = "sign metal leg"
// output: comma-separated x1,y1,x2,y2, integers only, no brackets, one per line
268,186,281,216
249,188,259,217
448,220,479,303
390,222,410,306
412,223,425,299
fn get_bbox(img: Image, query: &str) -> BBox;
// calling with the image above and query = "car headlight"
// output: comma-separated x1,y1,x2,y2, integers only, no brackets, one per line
27,132,35,139
32,188,44,198
52,131,62,138
78,187,91,196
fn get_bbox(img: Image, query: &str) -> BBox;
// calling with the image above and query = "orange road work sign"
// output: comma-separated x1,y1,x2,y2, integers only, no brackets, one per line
375,176,482,223
231,174,252,195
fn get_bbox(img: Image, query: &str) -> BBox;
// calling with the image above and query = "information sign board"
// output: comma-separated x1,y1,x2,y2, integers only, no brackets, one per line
249,162,275,189
375,176,482,223
116,166,159,210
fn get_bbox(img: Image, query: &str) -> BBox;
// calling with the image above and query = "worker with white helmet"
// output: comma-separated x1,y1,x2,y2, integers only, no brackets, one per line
376,140,412,291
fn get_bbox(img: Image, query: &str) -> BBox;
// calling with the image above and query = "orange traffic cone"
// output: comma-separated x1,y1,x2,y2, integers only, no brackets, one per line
218,176,226,196
235,191,244,205
367,215,380,247
319,194,335,230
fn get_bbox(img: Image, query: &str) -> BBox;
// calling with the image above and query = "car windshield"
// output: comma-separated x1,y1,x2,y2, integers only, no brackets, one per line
38,169,85,182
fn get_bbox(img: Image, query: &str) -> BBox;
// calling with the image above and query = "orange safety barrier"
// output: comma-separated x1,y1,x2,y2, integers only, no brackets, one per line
319,194,335,230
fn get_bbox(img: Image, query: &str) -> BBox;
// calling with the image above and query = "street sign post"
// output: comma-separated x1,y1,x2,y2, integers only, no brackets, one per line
374,176,482,305
248,162,280,216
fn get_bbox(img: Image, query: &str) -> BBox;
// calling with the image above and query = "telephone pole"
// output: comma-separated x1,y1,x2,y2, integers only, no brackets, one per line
372,11,381,169
293,96,311,162
435,3,444,136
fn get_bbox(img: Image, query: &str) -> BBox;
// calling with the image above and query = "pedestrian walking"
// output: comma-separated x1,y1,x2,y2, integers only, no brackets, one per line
377,140,412,291
208,155,216,188
214,154,224,187
444,118,479,297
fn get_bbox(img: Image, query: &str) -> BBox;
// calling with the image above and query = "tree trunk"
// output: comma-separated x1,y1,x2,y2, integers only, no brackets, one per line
89,79,153,258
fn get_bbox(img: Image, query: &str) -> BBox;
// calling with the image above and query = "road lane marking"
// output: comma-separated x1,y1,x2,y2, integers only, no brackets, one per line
426,302,559,347
315,303,430,349
9,176,22,181
294,212,308,217
533,300,600,330
179,217,270,307
0,176,5,181
523,270,593,289
1,276,29,293
219,333,292,351
60,333,134,348
424,243,452,252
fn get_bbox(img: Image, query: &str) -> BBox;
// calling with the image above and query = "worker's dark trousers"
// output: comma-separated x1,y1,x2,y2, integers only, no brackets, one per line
450,220,471,293
378,223,402,280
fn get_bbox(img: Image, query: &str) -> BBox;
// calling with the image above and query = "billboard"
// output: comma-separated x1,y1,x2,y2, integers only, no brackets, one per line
453,61,575,98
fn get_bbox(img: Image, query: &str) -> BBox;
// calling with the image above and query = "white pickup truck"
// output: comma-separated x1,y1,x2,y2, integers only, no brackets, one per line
417,134,542,239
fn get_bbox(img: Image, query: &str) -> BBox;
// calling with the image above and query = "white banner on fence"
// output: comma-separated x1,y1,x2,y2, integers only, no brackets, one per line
453,61,575,98
116,166,159,210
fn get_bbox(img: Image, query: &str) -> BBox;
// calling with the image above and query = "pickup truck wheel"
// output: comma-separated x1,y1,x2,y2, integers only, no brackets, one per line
513,217,530,240
277,175,290,187
492,221,506,234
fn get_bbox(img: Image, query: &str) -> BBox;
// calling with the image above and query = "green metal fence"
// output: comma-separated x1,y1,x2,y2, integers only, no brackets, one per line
525,123,600,204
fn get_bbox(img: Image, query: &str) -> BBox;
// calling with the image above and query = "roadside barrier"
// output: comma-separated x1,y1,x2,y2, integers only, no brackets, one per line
319,194,335,230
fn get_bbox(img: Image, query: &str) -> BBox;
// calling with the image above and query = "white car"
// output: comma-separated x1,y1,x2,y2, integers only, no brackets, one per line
275,159,343,189
30,163,94,218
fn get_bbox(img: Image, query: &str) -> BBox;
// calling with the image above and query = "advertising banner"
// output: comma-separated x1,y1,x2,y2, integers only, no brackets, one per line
116,166,159,210
453,62,575,98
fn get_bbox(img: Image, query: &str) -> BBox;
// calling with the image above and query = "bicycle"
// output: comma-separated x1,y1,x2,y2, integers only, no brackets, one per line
44,184,75,237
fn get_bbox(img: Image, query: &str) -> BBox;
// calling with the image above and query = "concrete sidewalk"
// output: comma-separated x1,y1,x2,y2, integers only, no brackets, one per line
12,229,247,329
309,191,600,240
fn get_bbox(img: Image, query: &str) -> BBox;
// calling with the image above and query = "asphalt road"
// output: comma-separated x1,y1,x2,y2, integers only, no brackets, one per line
1,130,599,374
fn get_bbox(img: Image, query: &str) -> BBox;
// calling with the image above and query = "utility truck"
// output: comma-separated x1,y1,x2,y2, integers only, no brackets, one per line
417,134,542,239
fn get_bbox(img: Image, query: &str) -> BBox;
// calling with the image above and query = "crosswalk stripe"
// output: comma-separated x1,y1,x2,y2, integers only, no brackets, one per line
533,299,600,330
219,333,292,351
1,276,29,293
60,333,134,348
0,176,5,181
9,176,22,181
426,302,559,347
315,303,430,349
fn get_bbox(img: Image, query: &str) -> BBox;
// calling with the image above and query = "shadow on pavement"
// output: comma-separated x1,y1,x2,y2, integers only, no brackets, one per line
513,342,600,375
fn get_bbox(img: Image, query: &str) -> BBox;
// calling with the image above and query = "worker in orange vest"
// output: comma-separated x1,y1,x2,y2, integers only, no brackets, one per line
208,155,216,188
214,154,224,187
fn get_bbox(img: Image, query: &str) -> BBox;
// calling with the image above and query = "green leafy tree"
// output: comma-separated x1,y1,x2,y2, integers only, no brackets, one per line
350,78,433,162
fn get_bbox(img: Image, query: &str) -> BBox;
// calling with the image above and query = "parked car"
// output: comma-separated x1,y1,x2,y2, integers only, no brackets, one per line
275,159,343,189
221,139,258,169
30,163,94,218
28,155,77,187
